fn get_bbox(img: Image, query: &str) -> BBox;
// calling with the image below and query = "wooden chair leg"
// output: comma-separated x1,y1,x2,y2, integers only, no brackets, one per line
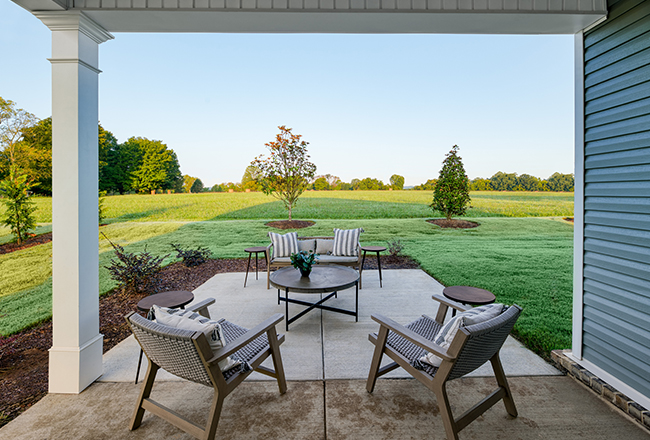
203,389,225,440
130,360,160,430
366,325,389,393
490,354,518,417
434,382,459,440
267,265,271,289
267,326,287,394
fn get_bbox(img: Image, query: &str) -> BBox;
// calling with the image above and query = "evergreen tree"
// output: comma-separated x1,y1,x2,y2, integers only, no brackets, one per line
0,166,37,244
431,145,470,220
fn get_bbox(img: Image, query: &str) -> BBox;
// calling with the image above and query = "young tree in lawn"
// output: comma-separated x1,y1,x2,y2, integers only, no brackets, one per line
390,174,405,190
431,145,470,220
0,165,37,244
252,126,316,221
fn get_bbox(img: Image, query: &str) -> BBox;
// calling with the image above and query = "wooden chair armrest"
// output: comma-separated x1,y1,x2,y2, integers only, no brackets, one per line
266,243,273,263
206,313,284,364
187,298,215,318
431,294,470,324
371,314,454,362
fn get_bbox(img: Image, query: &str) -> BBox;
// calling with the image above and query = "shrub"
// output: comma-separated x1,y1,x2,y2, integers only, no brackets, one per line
387,239,404,257
104,234,167,295
170,243,212,267
0,166,37,244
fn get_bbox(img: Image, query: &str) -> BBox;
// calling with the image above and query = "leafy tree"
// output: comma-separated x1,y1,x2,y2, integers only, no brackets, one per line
211,183,226,192
335,182,352,191
470,178,492,191
0,166,37,244
358,177,386,190
431,145,471,220
517,174,542,191
313,176,330,190
129,137,182,193
390,174,405,190
413,179,437,191
183,175,196,193
190,178,204,193
351,178,361,190
547,172,574,192
13,117,52,195
241,165,261,191
0,97,38,178
490,171,518,191
101,140,142,194
252,126,316,220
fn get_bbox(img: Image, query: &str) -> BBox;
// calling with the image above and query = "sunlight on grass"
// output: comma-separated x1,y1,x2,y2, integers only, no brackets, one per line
15,191,574,223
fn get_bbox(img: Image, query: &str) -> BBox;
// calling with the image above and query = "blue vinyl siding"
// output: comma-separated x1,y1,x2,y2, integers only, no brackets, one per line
582,0,650,400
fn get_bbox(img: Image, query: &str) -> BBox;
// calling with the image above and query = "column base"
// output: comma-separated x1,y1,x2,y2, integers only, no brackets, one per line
48,333,103,394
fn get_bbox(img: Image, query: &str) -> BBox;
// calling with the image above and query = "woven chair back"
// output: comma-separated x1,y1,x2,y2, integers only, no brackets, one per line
448,305,522,381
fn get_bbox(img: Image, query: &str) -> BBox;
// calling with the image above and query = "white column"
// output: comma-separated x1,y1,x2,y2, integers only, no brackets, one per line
35,11,113,394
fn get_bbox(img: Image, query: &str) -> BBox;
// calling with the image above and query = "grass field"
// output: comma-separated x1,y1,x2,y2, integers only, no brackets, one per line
2,190,574,225
0,210,574,358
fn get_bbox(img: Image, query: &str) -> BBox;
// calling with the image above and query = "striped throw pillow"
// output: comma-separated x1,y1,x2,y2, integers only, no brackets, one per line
332,228,364,257
269,231,299,258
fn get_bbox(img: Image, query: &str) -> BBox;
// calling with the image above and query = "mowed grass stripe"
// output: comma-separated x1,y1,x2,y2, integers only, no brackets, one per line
0,191,574,225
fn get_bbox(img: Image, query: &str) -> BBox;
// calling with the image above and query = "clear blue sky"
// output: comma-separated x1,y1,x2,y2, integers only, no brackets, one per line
1,0,575,188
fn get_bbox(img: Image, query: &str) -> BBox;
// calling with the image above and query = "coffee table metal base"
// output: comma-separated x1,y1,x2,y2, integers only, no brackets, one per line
278,284,358,331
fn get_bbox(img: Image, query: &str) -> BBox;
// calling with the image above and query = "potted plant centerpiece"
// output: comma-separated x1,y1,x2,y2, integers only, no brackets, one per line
290,250,318,277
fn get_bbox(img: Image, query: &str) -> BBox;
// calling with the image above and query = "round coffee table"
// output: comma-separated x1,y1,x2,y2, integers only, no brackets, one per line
270,265,360,331
360,245,387,288
442,285,496,316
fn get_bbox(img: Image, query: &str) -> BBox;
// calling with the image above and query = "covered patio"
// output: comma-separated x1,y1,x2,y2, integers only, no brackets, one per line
2,269,648,438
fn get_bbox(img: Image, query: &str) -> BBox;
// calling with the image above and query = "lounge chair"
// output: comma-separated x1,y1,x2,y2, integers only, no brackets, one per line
366,295,521,440
126,298,286,440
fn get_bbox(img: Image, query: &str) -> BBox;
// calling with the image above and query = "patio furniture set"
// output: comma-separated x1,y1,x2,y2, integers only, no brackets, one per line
126,228,518,440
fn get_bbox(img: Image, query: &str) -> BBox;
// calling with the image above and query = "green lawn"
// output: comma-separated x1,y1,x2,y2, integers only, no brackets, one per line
0,215,574,359
1,191,574,226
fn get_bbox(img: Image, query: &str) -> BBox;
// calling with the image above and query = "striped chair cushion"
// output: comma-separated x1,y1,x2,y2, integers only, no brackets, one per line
269,232,299,258
332,228,363,256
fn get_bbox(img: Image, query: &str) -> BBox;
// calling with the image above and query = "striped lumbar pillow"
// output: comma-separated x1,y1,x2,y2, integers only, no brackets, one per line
332,228,364,257
269,231,299,258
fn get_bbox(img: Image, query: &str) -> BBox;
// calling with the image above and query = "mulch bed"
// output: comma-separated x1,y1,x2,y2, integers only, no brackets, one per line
266,220,315,229
0,232,52,255
427,219,479,229
564,217,574,223
0,254,417,427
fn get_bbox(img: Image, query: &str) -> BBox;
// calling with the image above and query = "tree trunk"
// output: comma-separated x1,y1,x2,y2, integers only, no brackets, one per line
288,204,292,221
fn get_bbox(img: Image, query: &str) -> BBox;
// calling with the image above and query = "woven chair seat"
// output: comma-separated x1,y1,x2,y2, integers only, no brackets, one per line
218,319,271,381
383,315,442,377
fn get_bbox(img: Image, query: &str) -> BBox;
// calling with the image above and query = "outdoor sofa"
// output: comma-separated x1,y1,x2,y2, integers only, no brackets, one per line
266,231,363,289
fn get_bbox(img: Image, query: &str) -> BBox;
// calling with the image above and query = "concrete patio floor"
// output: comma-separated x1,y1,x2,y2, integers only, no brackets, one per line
2,269,648,439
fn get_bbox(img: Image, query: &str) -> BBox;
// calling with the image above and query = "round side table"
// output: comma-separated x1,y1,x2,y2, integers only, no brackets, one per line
244,246,267,287
360,245,387,288
442,285,496,317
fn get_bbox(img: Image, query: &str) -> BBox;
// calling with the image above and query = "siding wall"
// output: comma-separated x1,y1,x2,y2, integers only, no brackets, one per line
582,0,650,401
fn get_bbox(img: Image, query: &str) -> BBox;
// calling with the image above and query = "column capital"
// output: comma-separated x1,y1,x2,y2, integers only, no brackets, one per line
34,11,114,44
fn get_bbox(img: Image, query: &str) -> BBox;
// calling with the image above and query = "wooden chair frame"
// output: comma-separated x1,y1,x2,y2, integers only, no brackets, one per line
126,299,287,440
366,295,518,440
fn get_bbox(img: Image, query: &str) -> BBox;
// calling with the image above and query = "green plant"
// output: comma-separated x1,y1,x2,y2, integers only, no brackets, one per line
0,166,36,244
103,234,167,296
431,145,471,220
98,190,107,224
170,243,211,267
290,250,317,276
387,238,403,257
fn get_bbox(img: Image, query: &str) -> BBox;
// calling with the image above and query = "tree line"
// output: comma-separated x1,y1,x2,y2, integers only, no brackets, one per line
1,97,183,196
